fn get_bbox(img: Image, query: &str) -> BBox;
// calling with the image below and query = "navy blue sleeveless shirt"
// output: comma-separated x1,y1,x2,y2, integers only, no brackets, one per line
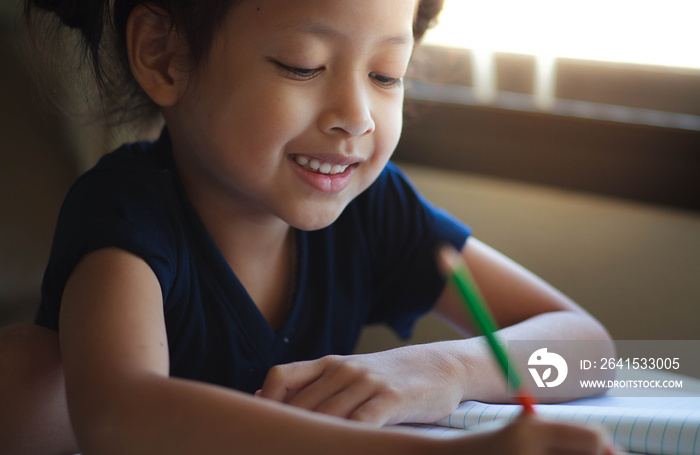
37,130,470,393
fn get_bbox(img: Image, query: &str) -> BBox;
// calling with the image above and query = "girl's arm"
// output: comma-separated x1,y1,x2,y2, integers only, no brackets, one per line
59,247,443,455
435,237,610,341
429,237,614,403
58,246,612,455
259,237,614,424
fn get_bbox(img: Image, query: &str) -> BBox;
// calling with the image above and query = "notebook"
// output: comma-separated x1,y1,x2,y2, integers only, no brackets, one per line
402,395,700,455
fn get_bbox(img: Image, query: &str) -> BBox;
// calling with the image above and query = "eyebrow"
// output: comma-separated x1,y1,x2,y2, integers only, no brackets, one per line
277,20,414,47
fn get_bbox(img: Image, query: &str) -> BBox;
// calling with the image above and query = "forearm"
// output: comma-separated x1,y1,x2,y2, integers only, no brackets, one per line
73,373,443,455
428,310,614,404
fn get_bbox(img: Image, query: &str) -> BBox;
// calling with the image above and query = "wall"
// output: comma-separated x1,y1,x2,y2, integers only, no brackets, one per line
0,17,78,325
356,163,700,352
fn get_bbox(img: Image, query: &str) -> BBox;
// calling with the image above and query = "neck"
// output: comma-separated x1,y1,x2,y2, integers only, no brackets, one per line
172,146,295,330
170,141,291,259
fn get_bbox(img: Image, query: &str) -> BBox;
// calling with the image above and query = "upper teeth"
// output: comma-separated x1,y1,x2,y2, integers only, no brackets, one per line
295,156,349,175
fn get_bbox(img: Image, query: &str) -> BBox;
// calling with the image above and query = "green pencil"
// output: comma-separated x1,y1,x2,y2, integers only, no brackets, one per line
437,245,537,414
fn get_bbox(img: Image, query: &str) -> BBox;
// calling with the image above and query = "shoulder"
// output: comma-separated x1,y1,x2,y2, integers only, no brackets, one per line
53,134,187,253
62,132,184,244
40,136,185,323
350,162,468,239
348,161,423,228
359,161,416,203
65,139,176,215
334,161,470,269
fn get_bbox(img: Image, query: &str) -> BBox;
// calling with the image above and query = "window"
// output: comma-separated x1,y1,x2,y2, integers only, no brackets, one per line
397,0,700,210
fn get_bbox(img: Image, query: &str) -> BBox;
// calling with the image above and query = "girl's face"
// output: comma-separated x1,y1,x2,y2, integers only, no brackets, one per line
167,0,418,231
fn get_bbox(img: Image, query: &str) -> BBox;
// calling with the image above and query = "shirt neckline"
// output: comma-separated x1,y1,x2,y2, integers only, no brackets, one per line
151,127,308,357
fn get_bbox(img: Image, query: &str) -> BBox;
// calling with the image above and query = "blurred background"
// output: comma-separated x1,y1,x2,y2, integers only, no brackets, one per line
362,0,700,350
1,1,699,352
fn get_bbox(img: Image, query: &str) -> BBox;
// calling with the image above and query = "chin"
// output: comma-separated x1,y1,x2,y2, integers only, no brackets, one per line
288,216,340,232
284,205,347,232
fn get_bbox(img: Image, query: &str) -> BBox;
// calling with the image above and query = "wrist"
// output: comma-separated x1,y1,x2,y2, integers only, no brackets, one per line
404,341,473,402
420,339,501,402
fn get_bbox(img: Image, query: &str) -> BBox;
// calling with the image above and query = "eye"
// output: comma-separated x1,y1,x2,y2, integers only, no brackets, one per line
275,62,324,80
369,72,403,88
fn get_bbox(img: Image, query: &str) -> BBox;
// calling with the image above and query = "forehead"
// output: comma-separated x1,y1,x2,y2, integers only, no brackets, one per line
230,0,418,46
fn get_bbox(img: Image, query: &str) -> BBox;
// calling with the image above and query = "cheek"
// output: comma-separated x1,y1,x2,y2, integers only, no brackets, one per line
390,103,404,146
375,99,405,159
227,89,313,153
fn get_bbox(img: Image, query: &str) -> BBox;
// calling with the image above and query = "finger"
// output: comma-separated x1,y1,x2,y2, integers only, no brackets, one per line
348,392,402,426
539,420,610,455
258,359,326,402
286,363,359,411
313,375,379,419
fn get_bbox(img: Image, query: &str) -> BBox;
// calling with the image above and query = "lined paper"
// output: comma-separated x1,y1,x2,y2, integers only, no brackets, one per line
410,398,700,455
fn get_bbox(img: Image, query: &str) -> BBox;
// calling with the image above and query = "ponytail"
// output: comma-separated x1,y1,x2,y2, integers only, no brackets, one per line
24,0,152,125
23,0,237,126
30,1,94,31
27,1,106,59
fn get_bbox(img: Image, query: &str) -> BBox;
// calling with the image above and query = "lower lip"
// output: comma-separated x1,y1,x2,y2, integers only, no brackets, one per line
289,158,355,194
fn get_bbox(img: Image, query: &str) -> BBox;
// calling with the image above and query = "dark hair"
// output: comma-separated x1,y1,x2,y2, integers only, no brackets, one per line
25,0,445,126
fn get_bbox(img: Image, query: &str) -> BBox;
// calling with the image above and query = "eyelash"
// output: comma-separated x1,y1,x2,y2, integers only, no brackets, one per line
275,62,402,88
276,62,324,80
370,72,403,88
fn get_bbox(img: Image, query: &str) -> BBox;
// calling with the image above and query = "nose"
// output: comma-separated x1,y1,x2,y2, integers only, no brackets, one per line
318,75,375,138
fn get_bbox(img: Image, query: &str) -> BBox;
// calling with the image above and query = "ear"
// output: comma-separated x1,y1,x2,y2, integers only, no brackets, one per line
126,4,188,107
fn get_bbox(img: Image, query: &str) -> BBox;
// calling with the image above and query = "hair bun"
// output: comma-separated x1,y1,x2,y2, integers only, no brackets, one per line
32,0,91,31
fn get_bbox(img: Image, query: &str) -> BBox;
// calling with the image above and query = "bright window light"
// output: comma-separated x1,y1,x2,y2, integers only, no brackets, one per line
424,0,700,70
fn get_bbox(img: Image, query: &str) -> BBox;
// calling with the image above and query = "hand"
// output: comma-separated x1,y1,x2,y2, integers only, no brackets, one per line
256,345,465,426
450,412,618,455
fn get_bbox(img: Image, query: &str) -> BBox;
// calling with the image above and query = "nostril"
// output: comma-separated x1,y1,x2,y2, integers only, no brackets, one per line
330,122,374,137
319,84,375,137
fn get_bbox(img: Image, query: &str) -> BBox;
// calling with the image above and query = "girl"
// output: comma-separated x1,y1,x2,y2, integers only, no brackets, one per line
1,0,615,454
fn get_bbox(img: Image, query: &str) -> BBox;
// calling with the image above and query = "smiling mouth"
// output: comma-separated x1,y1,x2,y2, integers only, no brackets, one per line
293,155,351,175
